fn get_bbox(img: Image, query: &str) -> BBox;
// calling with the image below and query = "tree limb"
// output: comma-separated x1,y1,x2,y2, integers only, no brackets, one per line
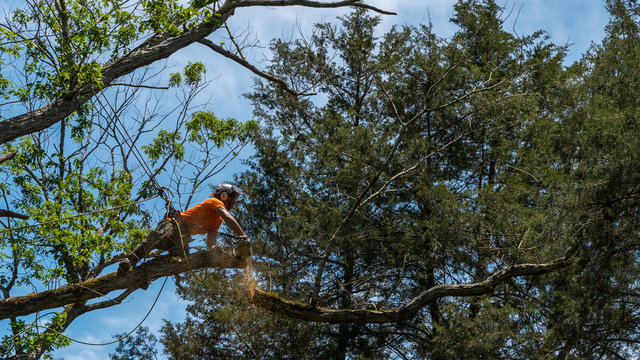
0,210,29,220
198,38,315,96
252,255,570,324
0,248,247,320
0,150,17,165
233,0,397,15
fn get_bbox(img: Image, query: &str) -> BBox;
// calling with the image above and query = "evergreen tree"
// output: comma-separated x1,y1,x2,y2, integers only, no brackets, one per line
161,2,601,358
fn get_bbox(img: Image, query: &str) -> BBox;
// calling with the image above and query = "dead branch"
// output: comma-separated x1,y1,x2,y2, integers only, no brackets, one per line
198,39,316,96
232,0,397,15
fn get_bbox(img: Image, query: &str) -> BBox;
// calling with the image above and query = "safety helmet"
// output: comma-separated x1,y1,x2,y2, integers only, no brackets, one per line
213,184,245,202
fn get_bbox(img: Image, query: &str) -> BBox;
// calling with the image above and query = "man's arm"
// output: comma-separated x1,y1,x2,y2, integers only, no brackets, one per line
215,207,248,238
206,231,218,250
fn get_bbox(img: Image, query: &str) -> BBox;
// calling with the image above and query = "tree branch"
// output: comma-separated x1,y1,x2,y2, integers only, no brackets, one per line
233,0,397,15
198,38,315,96
0,150,17,165
0,210,29,220
0,248,247,320
251,255,570,323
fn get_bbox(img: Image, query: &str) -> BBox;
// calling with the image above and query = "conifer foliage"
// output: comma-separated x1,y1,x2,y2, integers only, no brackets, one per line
156,2,640,359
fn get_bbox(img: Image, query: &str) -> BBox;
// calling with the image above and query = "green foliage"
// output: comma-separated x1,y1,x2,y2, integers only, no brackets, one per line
142,129,185,166
0,312,71,359
0,0,222,104
109,327,158,360
168,72,182,87
183,61,206,86
187,112,258,147
157,2,640,359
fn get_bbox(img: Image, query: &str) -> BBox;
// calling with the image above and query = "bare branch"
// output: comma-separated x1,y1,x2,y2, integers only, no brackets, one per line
198,38,316,96
109,83,169,90
232,0,396,15
224,23,248,62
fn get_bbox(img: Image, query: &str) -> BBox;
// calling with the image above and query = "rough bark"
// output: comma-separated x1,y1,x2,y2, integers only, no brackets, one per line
0,248,247,320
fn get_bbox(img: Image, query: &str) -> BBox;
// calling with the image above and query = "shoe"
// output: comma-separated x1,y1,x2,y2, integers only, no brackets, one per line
117,258,132,275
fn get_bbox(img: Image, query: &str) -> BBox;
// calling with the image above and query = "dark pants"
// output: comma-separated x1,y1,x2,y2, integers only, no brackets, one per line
124,220,192,266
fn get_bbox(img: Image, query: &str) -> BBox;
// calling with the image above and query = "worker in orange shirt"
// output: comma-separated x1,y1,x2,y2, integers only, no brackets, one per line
118,184,248,274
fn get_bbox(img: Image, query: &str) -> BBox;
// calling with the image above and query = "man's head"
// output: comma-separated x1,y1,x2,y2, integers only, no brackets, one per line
213,184,244,209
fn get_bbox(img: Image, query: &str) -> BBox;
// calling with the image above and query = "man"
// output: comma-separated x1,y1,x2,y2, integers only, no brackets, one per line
118,184,248,274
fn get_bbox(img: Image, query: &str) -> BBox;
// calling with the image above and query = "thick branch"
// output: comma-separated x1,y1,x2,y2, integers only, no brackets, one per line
252,256,569,323
0,248,247,320
0,1,393,145
0,209,29,220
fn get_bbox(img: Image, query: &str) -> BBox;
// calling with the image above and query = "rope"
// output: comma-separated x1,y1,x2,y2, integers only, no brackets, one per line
8,276,168,348
171,217,207,284
92,93,158,187
65,276,168,346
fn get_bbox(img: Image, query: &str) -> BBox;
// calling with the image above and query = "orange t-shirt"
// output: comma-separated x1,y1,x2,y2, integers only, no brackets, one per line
180,198,225,235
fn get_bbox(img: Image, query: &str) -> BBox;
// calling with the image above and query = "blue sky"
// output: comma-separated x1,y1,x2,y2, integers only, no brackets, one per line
0,0,610,359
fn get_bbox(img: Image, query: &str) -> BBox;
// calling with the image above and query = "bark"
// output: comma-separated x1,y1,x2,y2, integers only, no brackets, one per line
0,0,394,146
0,150,17,165
0,248,247,320
0,210,29,220
250,256,570,324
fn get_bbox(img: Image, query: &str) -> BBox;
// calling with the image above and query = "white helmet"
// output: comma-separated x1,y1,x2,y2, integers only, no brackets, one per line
213,184,244,201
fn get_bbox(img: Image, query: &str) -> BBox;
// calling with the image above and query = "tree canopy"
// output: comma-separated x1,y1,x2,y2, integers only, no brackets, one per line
2,0,640,359
155,1,640,359
0,1,393,359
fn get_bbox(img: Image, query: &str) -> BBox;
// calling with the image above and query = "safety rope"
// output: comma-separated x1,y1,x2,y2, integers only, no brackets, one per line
63,276,168,346
8,276,168,348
